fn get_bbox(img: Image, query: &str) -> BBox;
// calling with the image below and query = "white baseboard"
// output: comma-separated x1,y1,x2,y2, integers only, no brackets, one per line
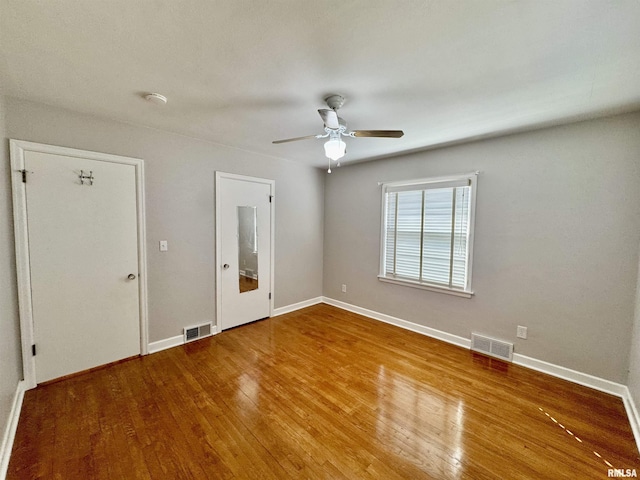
512,353,627,397
621,387,640,454
322,297,471,350
0,380,25,480
148,298,325,353
322,297,629,397
148,325,219,354
148,335,184,354
149,299,328,354
272,297,324,317
145,298,640,454
322,297,640,452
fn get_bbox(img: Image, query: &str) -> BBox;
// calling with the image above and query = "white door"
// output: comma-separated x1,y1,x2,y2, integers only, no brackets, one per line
23,149,142,384
216,172,273,330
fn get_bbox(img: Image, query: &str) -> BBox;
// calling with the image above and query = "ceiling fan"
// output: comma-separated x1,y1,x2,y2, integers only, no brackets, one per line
272,94,404,172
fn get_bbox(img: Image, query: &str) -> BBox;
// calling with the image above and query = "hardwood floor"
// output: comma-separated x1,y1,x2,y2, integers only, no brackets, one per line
8,304,639,479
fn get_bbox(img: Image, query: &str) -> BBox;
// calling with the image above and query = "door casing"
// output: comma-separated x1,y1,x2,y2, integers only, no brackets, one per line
10,139,149,390
215,171,275,330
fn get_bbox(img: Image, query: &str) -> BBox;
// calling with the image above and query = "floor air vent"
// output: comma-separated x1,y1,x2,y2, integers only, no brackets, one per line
184,322,213,343
471,333,513,362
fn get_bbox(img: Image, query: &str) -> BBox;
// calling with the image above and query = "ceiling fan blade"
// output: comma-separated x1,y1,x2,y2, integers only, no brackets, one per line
351,130,404,138
272,134,320,144
318,109,340,129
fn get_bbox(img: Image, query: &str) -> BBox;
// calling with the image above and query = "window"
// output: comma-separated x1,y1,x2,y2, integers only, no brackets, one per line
379,173,477,297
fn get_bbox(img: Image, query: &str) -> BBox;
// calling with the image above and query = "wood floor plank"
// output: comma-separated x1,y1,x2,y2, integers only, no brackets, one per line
7,304,639,479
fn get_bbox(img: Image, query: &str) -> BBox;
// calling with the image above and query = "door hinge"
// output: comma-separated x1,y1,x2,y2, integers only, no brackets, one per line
20,169,28,183
269,195,273,203
32,344,36,356
268,292,272,300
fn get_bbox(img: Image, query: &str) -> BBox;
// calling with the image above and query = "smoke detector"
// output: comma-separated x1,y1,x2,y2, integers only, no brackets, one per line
144,93,167,105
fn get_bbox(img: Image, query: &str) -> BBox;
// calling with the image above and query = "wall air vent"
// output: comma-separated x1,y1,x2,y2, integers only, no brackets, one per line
183,322,213,343
471,333,514,362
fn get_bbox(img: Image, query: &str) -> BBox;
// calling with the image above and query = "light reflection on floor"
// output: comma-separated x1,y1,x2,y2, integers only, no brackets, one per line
375,365,465,479
237,371,261,404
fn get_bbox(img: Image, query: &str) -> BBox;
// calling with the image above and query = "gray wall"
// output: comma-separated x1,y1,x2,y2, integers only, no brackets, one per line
0,95,23,449
323,112,640,383
4,96,640,386
627,246,640,408
5,97,324,343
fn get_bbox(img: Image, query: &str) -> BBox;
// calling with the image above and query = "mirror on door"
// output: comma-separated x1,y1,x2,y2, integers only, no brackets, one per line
237,206,259,293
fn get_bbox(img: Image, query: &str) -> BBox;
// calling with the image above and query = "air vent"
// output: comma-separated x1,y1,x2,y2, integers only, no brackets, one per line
183,322,213,343
471,333,513,362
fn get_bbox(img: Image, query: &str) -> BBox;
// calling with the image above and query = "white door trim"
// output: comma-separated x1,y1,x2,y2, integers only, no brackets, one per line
9,139,149,390
215,171,275,330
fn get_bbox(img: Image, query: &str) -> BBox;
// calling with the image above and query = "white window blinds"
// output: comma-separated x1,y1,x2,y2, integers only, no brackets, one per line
380,174,476,294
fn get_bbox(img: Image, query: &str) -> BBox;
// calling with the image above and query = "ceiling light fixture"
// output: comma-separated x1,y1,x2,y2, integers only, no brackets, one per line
324,138,346,161
144,93,168,105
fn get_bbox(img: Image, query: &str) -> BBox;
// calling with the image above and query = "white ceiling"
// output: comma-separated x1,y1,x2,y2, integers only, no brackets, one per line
1,1,640,168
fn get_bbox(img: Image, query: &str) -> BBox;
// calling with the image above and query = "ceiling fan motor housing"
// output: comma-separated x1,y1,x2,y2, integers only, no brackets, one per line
325,94,345,111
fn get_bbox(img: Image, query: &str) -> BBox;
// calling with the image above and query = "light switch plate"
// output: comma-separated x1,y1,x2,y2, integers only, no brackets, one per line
159,240,168,252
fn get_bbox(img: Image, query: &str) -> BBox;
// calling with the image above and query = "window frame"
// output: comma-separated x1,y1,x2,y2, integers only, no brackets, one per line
378,172,478,298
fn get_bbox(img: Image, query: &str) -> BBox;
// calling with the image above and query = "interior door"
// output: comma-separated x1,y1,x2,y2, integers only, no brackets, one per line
24,150,141,383
216,173,273,330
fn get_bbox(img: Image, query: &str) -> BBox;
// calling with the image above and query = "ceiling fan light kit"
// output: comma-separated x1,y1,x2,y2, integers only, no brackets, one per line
324,138,346,161
273,94,403,172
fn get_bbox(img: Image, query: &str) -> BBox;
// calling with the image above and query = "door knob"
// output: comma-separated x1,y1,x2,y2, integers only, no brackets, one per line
223,264,230,270
127,273,136,280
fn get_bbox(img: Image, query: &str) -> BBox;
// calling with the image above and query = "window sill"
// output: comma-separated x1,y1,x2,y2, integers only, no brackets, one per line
377,276,474,298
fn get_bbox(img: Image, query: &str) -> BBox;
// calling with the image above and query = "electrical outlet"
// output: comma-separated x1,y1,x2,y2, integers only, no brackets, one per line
341,284,347,293
517,325,527,339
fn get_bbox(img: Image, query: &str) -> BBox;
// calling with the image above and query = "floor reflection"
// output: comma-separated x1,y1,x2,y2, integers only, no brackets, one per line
375,365,465,479
237,372,261,404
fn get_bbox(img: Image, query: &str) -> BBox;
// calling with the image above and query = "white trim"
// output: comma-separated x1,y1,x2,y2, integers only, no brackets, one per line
136,157,150,356
0,381,25,480
9,142,36,390
324,296,639,453
378,171,480,188
512,353,627,397
322,297,471,350
148,324,220,354
466,172,478,291
377,276,473,298
190,293,640,455
215,172,275,331
9,140,149,390
148,335,184,354
621,387,640,454
378,171,478,295
272,297,324,317
321,298,629,399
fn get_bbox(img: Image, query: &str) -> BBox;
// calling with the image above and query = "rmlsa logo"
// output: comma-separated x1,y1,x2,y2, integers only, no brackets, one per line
609,469,638,478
